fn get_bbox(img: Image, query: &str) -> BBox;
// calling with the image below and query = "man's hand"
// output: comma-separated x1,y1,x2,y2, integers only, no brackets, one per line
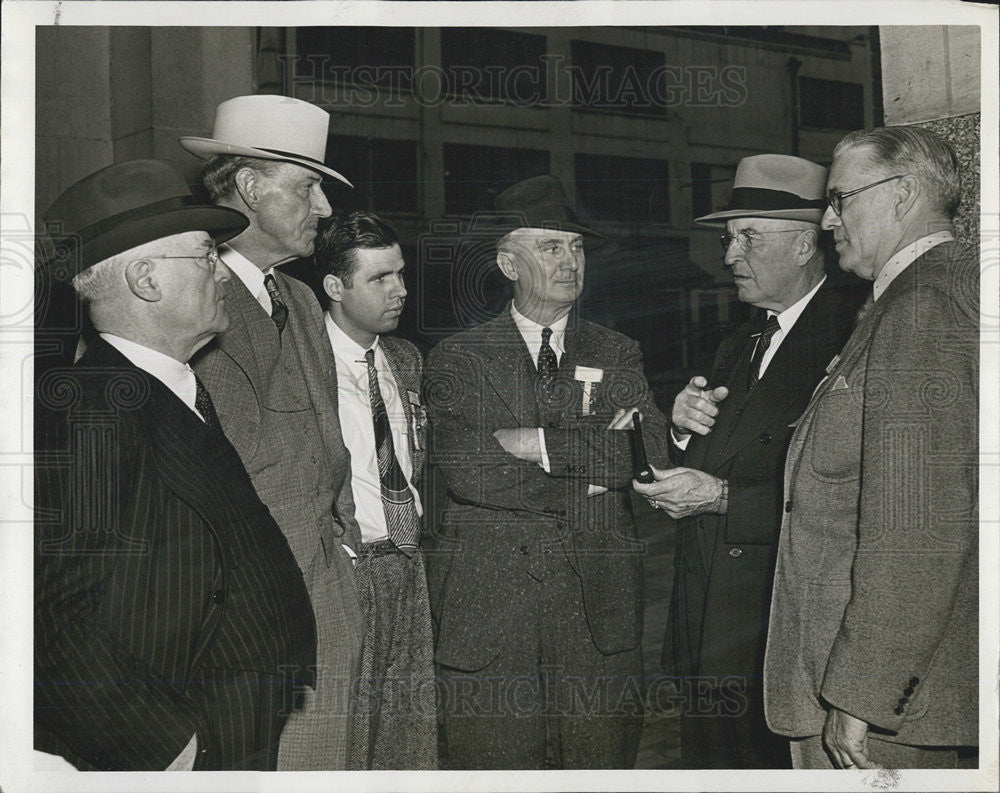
494,428,543,464
823,707,882,770
672,376,729,439
632,465,725,519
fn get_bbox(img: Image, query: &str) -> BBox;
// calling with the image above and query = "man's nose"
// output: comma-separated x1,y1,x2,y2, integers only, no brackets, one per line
392,275,407,298
561,250,580,270
723,241,740,268
215,261,232,284
312,184,332,217
820,205,839,230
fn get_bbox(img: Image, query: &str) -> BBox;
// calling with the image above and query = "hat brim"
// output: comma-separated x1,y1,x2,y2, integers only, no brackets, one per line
179,136,353,187
694,207,824,226
47,201,249,275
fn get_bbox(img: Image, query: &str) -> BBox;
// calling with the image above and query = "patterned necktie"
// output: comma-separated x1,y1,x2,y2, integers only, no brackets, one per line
264,273,288,334
747,314,781,390
365,349,419,555
194,375,222,435
537,326,558,396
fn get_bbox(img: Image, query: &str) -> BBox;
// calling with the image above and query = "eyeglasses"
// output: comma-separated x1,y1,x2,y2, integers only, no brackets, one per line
151,246,221,270
719,229,805,252
826,175,904,217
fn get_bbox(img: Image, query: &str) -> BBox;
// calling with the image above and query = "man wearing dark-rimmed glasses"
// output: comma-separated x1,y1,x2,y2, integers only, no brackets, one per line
765,125,978,770
634,153,861,768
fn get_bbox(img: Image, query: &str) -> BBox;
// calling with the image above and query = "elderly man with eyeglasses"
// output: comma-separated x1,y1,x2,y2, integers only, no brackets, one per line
764,126,979,770
634,154,862,769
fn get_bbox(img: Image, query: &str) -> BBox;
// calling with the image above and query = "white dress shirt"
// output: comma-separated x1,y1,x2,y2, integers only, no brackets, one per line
510,302,570,473
325,314,422,544
100,333,206,422
219,245,275,313
873,230,954,302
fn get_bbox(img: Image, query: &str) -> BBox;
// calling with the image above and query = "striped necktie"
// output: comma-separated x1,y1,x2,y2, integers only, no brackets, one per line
747,314,781,390
264,273,288,334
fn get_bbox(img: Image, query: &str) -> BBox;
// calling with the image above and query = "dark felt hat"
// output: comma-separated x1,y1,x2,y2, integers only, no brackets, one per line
43,158,249,274
488,175,601,238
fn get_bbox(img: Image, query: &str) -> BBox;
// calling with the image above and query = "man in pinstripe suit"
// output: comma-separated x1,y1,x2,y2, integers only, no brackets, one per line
315,211,437,769
34,159,317,771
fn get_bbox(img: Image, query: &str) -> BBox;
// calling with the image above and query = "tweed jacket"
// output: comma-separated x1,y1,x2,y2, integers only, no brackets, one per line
192,268,364,770
34,338,316,771
663,282,858,683
424,309,671,670
764,242,979,746
380,335,427,490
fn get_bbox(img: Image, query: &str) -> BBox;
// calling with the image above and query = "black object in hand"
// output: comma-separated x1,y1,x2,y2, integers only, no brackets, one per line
632,412,654,483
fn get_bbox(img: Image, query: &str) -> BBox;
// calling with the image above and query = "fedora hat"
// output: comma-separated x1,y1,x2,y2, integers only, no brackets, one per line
489,175,602,238
44,159,249,275
695,154,827,225
179,95,352,187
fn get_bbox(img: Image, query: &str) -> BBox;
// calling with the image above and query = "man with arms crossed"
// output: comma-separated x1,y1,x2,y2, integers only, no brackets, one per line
634,154,860,768
34,159,316,771
181,95,363,770
314,211,437,769
764,126,978,769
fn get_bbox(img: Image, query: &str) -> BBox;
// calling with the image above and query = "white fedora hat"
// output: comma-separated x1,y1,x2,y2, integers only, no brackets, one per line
695,154,826,225
179,94,352,187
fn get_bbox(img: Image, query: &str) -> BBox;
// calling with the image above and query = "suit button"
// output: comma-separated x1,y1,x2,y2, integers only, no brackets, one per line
520,545,529,555
543,547,551,554
736,408,744,417
903,686,915,697
785,500,793,513
212,589,225,605
729,547,743,558
548,421,557,428
893,705,904,715
909,676,919,687
759,433,772,445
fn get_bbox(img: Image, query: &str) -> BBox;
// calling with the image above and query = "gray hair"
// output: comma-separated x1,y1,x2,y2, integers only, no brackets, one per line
202,155,280,203
70,254,127,303
833,126,961,219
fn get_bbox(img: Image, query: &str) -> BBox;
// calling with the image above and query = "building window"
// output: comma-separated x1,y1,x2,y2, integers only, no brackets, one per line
798,77,865,130
294,27,415,89
569,40,666,116
575,154,670,224
443,143,550,215
440,29,547,105
690,163,737,221
328,135,418,214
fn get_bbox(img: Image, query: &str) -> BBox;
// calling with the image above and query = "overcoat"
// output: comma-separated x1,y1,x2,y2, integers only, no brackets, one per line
764,242,979,747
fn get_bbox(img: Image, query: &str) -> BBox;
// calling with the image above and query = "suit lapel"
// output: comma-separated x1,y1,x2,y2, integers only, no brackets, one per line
215,272,274,388
476,312,542,427
381,339,420,475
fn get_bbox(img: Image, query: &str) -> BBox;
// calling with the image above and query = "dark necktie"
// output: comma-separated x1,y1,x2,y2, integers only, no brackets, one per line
537,326,558,396
365,349,419,555
747,314,781,390
264,273,288,334
194,375,222,435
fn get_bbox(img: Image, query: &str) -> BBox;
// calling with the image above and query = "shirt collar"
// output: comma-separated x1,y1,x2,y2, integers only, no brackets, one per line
771,275,826,335
219,244,273,298
510,302,569,355
325,312,379,363
873,231,954,302
99,333,196,403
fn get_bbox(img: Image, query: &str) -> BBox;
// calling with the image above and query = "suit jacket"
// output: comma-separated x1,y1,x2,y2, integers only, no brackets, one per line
192,269,364,770
380,335,427,491
34,338,316,770
764,242,979,746
424,309,670,670
664,282,858,683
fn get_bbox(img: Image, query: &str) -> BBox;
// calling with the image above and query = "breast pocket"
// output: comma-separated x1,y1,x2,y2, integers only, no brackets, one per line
806,386,863,483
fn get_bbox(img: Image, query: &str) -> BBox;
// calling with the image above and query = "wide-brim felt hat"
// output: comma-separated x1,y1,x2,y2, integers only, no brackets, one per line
486,175,603,238
43,158,249,275
695,154,828,225
179,94,353,187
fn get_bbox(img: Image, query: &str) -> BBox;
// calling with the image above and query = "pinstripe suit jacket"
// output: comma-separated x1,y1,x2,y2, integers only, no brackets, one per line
424,309,671,670
34,338,316,770
191,268,364,770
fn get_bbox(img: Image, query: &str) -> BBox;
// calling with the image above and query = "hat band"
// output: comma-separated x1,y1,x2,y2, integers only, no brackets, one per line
726,187,826,212
55,195,199,247
256,146,329,171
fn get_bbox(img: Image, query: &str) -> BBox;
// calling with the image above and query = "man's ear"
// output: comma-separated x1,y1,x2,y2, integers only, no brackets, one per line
323,273,345,303
233,166,261,212
893,175,920,220
496,251,518,282
796,228,820,262
124,258,161,302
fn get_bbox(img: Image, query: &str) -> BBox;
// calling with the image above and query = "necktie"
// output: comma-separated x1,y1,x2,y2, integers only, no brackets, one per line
747,314,781,390
264,273,288,334
537,326,558,396
194,375,223,435
365,349,419,555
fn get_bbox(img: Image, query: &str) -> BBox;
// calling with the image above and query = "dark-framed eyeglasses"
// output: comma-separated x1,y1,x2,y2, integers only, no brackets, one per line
826,175,905,217
719,229,805,252
151,246,221,270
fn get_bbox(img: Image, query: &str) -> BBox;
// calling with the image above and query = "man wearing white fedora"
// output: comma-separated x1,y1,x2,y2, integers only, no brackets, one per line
634,154,861,768
181,95,365,770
